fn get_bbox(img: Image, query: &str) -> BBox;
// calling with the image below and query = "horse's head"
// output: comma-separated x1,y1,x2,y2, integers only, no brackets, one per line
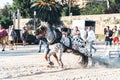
61,27,72,37
35,25,47,39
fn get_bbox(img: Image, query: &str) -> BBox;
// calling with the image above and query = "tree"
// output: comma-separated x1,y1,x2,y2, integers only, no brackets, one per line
0,16,13,29
12,0,32,18
31,0,62,25
104,0,120,13
0,5,13,29
80,1,106,15
62,4,80,16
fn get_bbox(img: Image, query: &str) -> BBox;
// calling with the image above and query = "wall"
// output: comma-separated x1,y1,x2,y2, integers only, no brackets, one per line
15,13,120,35
61,13,120,34
15,18,31,29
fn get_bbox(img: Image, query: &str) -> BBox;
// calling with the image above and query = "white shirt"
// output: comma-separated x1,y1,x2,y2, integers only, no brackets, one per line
8,30,16,41
87,30,96,42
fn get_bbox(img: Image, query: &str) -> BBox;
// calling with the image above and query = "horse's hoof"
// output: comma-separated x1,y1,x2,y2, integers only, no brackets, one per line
78,62,83,65
49,61,54,65
47,65,53,68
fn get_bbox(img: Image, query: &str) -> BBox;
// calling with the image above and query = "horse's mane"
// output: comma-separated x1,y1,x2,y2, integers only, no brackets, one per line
35,26,47,35
61,27,72,37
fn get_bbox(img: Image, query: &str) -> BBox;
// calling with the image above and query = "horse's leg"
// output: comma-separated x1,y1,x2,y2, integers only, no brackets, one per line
53,53,60,66
87,56,96,67
58,49,63,68
78,54,88,68
47,52,54,65
83,55,88,67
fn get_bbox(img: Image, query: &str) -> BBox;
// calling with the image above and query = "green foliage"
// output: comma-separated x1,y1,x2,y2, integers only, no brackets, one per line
113,17,120,24
103,17,111,23
31,0,62,25
115,0,120,3
104,0,120,14
97,34,104,41
61,5,69,16
0,5,13,29
80,1,106,15
0,16,13,29
61,4,80,16
12,0,32,18
1,6,10,18
71,5,80,15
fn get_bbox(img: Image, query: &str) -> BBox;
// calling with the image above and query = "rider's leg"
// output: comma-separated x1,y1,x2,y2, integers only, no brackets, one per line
44,43,50,61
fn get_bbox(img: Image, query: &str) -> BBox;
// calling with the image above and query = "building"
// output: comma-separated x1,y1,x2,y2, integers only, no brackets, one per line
61,0,105,8
73,0,106,8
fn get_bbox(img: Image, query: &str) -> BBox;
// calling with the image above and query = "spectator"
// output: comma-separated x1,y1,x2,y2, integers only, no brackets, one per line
86,26,96,56
104,26,113,49
112,26,119,48
104,28,107,35
0,24,8,51
21,26,28,46
72,26,80,38
118,26,120,40
8,25,17,50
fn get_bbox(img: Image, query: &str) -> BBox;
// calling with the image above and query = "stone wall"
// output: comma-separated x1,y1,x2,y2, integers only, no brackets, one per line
16,13,120,35
15,18,31,29
61,13,120,34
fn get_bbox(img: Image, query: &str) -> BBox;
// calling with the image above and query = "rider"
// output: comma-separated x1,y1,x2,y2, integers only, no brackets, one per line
35,26,50,61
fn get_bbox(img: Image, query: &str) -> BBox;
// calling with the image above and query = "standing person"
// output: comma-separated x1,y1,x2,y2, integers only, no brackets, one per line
104,26,113,49
72,26,80,38
112,26,119,48
21,26,28,46
86,26,96,56
36,26,50,61
0,24,8,51
8,25,17,50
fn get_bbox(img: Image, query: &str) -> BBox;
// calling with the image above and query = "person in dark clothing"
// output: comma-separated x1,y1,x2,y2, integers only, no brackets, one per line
104,26,113,49
104,28,107,35
21,26,28,46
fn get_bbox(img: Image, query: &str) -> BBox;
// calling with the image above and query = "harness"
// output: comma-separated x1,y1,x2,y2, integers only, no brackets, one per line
52,28,62,44
47,26,72,52
60,36,72,52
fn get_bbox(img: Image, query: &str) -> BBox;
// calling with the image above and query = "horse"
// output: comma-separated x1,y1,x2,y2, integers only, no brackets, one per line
35,24,90,68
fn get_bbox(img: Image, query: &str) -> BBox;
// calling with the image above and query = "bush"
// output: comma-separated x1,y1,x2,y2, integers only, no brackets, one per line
0,16,13,29
62,4,80,16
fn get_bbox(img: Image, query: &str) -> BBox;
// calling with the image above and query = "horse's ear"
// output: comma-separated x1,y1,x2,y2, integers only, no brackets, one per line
35,28,41,35
61,27,68,32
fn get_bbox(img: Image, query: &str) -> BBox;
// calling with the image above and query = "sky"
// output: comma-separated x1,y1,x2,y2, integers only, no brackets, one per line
0,0,13,8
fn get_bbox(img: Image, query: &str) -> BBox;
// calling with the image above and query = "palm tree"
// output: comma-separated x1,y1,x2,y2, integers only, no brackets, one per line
31,0,62,25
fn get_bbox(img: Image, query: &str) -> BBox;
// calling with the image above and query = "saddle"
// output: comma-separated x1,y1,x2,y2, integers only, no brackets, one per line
47,26,62,45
